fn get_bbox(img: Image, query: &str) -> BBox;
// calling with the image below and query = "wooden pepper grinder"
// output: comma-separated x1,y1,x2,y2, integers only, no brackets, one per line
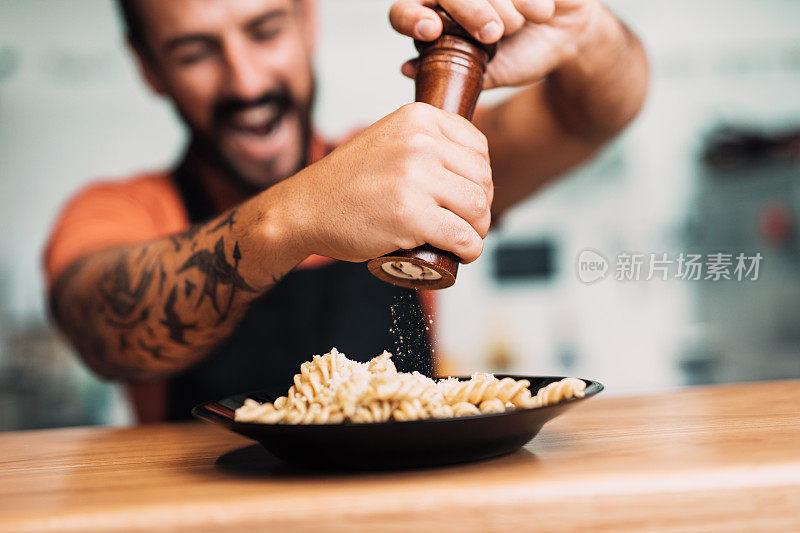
367,7,497,290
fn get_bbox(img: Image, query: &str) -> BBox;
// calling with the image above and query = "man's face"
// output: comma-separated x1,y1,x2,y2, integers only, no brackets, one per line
135,0,315,190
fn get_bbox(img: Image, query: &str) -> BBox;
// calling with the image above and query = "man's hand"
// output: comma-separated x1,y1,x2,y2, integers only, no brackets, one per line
389,0,607,89
281,102,493,264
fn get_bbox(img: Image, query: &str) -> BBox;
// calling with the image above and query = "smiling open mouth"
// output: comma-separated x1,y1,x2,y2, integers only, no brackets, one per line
227,101,288,137
217,98,301,166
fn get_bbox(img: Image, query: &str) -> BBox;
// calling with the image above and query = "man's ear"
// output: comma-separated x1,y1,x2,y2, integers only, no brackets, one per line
128,38,167,96
297,0,317,54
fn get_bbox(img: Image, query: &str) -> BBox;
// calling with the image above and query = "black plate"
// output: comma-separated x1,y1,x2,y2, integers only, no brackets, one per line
193,375,603,470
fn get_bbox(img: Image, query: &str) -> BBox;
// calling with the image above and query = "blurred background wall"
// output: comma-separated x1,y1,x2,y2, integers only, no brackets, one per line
1,0,799,429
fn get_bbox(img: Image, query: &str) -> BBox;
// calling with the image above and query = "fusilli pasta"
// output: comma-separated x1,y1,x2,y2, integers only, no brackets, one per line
234,348,586,424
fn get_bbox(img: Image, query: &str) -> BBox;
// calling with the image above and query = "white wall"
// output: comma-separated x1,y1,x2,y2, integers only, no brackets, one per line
436,0,800,393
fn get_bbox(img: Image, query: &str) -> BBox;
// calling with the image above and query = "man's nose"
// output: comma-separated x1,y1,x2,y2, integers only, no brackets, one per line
222,37,269,101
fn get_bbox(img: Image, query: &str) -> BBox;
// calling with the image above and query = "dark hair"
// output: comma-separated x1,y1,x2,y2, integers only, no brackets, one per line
116,0,148,53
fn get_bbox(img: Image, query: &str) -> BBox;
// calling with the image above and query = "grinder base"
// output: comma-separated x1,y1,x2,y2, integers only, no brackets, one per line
366,246,458,290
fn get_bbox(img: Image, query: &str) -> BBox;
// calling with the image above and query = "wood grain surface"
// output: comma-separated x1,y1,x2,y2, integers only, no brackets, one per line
1,380,799,532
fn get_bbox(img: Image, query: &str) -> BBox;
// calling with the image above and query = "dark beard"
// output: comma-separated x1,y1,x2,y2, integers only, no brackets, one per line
189,116,312,197
177,82,315,197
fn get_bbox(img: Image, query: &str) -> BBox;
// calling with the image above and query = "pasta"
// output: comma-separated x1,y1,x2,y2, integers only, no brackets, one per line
530,377,587,408
234,348,587,425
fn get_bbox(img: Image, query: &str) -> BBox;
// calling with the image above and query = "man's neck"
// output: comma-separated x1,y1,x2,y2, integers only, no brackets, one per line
174,129,317,216
174,141,253,215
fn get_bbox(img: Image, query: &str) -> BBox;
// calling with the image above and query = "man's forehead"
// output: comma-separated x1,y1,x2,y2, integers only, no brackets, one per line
136,0,295,40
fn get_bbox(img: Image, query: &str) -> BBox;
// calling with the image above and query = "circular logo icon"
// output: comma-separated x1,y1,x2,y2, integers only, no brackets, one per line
576,249,608,284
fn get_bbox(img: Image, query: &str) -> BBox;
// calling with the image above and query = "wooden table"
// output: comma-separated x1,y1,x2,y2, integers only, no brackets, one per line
1,380,799,532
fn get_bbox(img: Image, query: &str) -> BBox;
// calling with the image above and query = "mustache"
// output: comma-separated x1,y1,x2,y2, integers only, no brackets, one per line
212,89,293,126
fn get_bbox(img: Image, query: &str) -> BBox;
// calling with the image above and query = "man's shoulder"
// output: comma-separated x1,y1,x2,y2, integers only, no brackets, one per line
44,170,188,286
64,169,188,224
76,170,178,200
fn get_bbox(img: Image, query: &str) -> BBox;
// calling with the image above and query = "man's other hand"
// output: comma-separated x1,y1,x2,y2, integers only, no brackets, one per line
390,0,612,89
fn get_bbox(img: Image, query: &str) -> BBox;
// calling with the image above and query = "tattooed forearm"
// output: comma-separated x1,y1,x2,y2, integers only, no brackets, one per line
99,251,154,319
177,236,257,323
169,223,203,252
50,203,307,380
207,209,237,233
160,286,198,344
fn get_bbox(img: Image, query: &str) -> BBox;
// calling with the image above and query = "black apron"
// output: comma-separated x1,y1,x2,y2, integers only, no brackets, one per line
166,167,432,420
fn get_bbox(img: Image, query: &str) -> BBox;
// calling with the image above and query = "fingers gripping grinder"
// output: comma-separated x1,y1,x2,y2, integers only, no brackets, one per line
367,8,497,290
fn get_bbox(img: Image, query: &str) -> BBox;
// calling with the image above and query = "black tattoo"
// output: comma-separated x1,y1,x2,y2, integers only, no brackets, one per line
208,209,237,234
170,225,202,252
158,263,167,295
180,225,202,241
99,254,154,319
160,286,198,345
184,279,196,298
51,208,270,377
119,334,130,352
177,236,256,322
135,245,149,263
137,339,170,361
106,307,150,329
